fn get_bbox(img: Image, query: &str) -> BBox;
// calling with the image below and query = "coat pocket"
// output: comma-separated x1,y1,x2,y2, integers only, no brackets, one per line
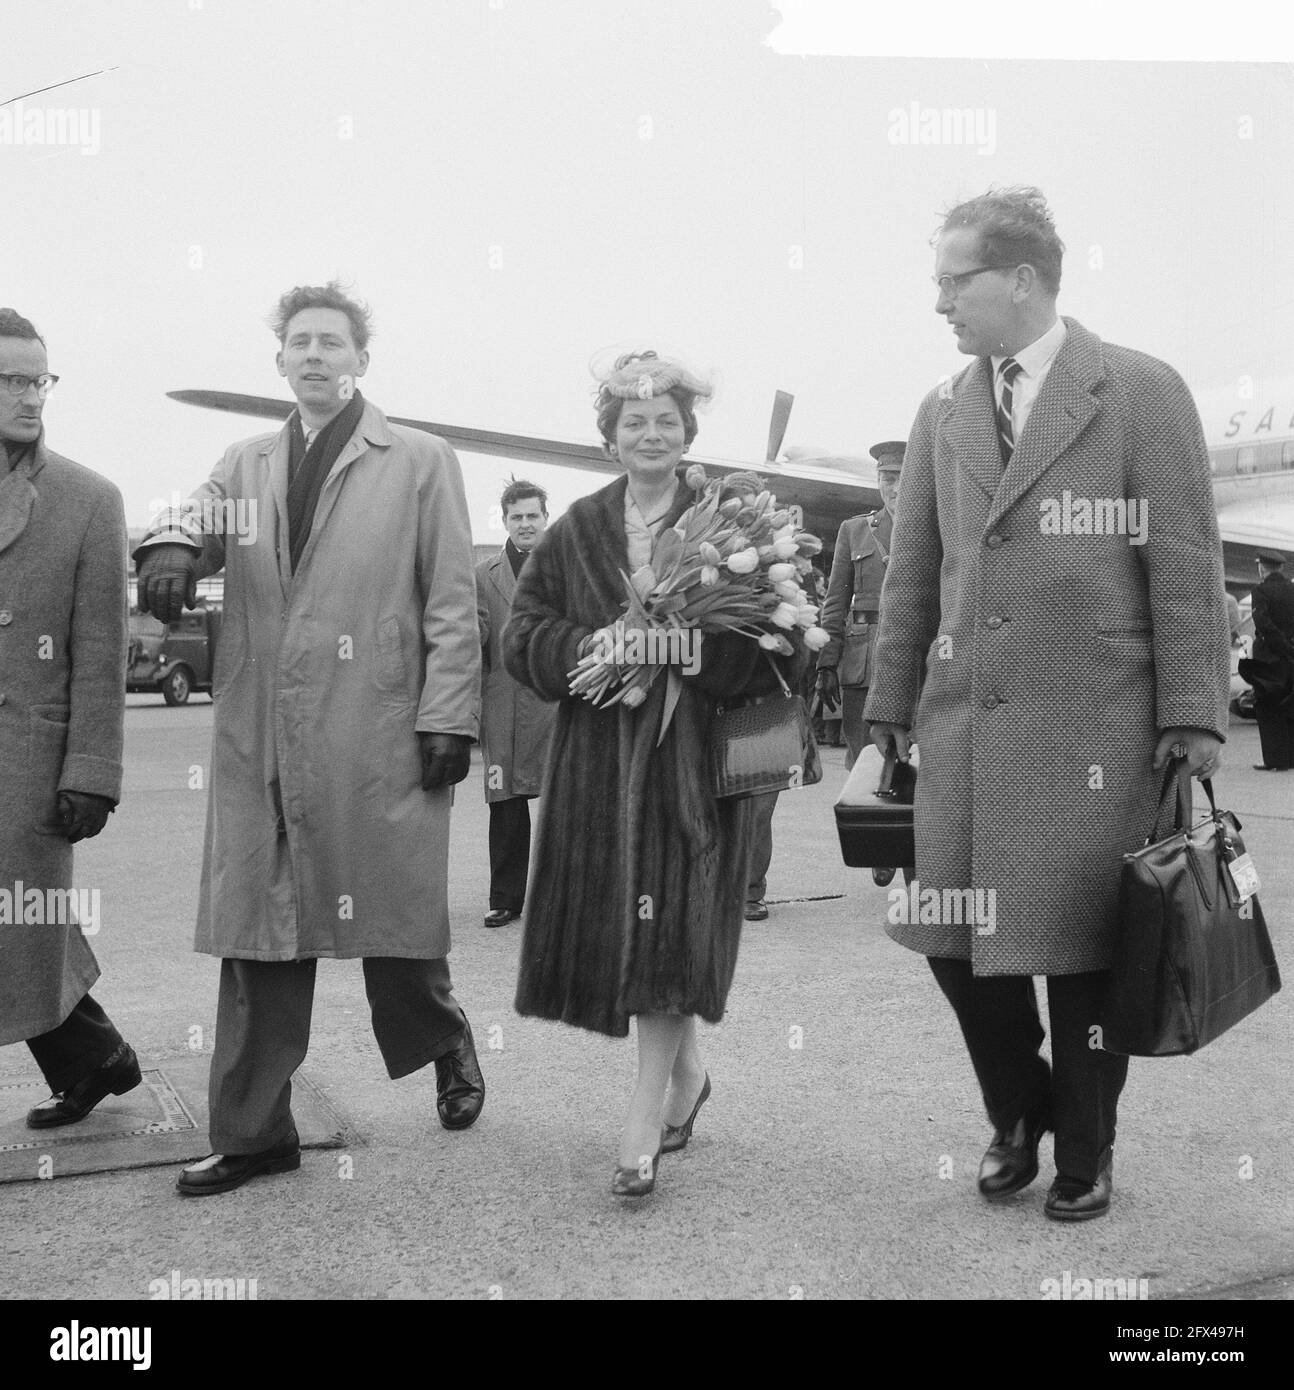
28,705,70,835
372,616,409,694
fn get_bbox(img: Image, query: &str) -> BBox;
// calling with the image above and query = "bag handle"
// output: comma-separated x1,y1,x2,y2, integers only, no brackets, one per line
763,651,793,698
1148,756,1193,842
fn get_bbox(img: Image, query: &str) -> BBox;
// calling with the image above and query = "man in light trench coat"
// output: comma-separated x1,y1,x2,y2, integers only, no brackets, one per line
0,308,141,1127
135,283,485,1196
475,479,556,927
866,188,1230,1221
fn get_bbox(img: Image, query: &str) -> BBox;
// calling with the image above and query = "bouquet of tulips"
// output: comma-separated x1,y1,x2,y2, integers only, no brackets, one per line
568,464,830,739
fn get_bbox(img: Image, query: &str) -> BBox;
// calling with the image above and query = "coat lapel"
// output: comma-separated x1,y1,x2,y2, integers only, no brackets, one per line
295,401,392,574
0,439,48,556
262,428,292,591
490,549,516,605
943,359,1003,502
986,318,1104,532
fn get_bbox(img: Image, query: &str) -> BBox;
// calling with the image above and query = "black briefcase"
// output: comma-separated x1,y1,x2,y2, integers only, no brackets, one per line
1101,761,1281,1057
833,746,916,869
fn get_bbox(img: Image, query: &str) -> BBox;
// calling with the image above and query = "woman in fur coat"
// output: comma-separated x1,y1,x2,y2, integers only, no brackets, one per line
503,351,800,1196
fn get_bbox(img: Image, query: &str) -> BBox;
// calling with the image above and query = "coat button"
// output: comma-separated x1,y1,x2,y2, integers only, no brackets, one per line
0,693,6,704
985,534,1003,550
986,615,1003,629
982,694,1000,709
0,611,12,625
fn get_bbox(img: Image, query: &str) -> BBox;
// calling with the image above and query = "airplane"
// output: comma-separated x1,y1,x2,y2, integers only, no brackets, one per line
167,382,1294,592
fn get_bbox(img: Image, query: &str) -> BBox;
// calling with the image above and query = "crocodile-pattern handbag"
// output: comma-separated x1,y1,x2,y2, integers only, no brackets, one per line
708,658,822,800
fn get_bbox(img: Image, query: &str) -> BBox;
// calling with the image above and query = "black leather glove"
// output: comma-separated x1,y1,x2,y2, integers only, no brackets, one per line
816,667,841,705
136,544,199,622
418,732,472,789
58,791,114,843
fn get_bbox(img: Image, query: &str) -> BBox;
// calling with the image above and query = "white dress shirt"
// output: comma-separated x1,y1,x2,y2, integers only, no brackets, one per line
991,317,1067,444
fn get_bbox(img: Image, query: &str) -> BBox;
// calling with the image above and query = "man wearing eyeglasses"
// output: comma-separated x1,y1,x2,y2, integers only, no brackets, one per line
0,308,140,1127
866,187,1230,1221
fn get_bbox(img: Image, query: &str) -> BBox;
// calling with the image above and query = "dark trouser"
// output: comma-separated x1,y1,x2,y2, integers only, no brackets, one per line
26,993,127,1095
746,791,779,901
207,956,466,1154
927,956,1129,1184
488,796,532,911
841,685,871,769
1254,692,1294,769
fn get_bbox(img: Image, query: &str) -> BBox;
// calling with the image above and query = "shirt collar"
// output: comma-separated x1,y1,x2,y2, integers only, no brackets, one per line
992,316,1066,379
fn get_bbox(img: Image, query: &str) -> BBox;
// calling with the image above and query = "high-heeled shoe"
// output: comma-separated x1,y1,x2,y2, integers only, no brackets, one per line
611,1147,661,1197
660,1072,711,1154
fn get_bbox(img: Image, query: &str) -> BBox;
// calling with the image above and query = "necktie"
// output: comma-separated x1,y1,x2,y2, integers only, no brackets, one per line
996,357,1023,460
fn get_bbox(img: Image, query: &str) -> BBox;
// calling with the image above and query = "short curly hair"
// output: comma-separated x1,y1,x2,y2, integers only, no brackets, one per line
594,350,708,452
270,281,372,349
939,186,1065,295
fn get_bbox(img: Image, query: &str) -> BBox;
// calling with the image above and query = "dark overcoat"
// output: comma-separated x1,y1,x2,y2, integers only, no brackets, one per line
475,548,556,801
818,508,893,687
864,319,1230,974
0,440,126,1044
502,472,791,1037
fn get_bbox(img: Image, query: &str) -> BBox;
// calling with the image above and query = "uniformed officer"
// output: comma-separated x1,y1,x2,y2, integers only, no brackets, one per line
1249,552,1294,771
815,440,904,767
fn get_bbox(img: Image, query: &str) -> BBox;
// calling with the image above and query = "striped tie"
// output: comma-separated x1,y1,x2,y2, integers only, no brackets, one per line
996,357,1023,460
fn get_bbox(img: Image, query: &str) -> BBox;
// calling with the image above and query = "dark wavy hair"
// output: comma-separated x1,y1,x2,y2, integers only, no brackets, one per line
500,477,548,516
0,308,45,345
594,351,705,452
270,281,372,349
939,186,1065,295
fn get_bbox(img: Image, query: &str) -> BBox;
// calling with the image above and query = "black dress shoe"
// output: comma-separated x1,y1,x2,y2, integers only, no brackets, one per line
435,1017,485,1130
977,1107,1052,1200
612,1147,661,1197
744,900,769,921
483,907,520,928
1045,1159,1113,1222
1253,764,1291,772
26,1042,142,1129
660,1073,711,1154
176,1129,301,1197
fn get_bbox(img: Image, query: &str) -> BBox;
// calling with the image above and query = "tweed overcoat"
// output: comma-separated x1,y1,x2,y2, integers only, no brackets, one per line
137,401,479,961
502,471,791,1037
864,319,1230,974
818,508,894,687
475,549,556,801
0,440,126,1044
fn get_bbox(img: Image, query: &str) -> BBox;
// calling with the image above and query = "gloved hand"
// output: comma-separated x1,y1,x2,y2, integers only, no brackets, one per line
58,791,114,843
418,732,472,789
816,667,841,706
136,544,198,622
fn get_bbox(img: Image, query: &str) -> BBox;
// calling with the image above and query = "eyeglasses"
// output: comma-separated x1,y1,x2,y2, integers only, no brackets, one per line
0,373,59,399
932,266,1014,298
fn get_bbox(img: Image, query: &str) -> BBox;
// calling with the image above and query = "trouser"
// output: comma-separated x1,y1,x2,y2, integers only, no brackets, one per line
926,956,1129,1184
745,791,779,901
1254,691,1294,769
207,956,466,1153
488,796,532,911
26,993,127,1095
841,685,871,769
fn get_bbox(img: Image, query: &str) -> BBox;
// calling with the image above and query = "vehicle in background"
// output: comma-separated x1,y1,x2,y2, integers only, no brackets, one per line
1230,596,1256,721
126,601,221,705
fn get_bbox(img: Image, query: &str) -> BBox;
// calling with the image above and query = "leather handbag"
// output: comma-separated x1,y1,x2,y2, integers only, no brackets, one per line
709,659,822,800
833,745,916,869
1101,760,1281,1057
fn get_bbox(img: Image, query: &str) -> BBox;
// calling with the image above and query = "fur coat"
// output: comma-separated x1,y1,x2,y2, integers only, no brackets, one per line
502,471,795,1036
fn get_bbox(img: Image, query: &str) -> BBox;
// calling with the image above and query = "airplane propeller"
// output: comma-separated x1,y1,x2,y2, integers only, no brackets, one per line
766,389,794,464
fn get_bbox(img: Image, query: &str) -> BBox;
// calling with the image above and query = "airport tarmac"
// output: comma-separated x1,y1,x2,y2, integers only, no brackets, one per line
1,695,1291,1303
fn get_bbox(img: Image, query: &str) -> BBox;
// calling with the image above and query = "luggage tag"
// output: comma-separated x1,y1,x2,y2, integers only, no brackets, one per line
1224,849,1260,902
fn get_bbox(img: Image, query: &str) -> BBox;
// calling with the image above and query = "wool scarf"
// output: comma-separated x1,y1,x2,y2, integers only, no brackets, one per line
286,391,365,573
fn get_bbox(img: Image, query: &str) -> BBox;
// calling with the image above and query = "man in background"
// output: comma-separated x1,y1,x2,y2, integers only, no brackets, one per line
1249,553,1294,770
476,479,556,926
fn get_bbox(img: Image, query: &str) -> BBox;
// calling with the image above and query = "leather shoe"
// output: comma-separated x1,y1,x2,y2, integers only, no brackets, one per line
612,1147,661,1197
744,899,769,921
660,1073,711,1154
435,1017,485,1130
1253,764,1291,772
483,907,520,928
176,1129,301,1197
1045,1159,1113,1221
977,1106,1051,1199
26,1042,142,1129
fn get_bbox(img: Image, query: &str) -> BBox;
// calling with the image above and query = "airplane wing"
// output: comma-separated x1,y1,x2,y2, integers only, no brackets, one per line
166,389,881,536
1216,497,1294,554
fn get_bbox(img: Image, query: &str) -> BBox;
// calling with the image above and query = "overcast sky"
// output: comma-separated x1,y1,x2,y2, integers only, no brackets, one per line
5,1,1292,540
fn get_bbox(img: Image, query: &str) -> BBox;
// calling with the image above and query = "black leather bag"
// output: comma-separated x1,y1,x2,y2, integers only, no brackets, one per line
833,747,916,869
708,660,822,800
1101,761,1281,1057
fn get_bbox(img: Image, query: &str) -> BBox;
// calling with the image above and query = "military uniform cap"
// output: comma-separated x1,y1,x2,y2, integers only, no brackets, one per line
870,440,906,471
1257,552,1287,567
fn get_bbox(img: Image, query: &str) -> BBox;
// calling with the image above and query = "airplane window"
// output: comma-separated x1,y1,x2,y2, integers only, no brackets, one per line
1236,447,1259,475
1211,449,1235,476
1283,441,1294,469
